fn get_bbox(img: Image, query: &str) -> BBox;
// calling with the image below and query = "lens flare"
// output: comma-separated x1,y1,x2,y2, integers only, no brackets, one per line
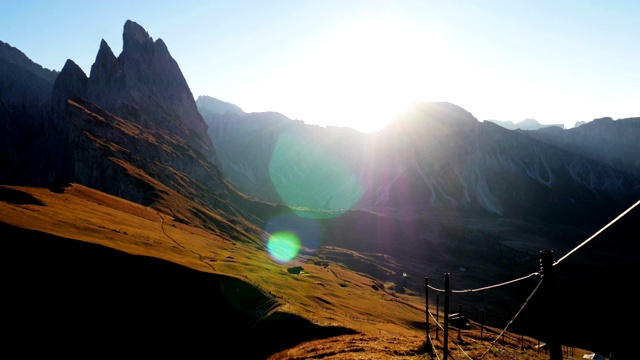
267,231,301,263
269,132,364,218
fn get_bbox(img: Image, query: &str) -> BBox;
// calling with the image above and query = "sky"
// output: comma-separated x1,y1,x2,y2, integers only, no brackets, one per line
2,0,639,133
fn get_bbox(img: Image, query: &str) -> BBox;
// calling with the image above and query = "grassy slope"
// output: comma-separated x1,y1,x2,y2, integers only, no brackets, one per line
0,183,600,359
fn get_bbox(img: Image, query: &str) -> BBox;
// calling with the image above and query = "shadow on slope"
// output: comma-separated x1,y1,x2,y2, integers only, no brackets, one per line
1,222,355,358
0,185,45,205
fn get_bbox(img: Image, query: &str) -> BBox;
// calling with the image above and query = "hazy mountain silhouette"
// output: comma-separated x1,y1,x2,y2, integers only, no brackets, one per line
487,118,565,130
201,98,640,227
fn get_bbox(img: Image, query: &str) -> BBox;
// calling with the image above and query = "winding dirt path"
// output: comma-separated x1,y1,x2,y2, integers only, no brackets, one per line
155,209,217,272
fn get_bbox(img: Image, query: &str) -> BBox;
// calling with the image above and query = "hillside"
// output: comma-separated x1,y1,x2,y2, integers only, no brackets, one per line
0,184,419,357
1,183,611,359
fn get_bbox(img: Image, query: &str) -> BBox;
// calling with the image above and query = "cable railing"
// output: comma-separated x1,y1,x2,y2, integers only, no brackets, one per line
554,199,640,267
422,198,639,359
427,199,639,294
277,198,639,359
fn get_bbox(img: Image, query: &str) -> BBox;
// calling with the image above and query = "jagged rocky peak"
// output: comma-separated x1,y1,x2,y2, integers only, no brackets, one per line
122,20,154,55
120,20,173,70
52,59,88,113
87,39,120,106
90,40,118,82
72,20,213,159
119,19,169,76
45,20,216,165
116,20,209,136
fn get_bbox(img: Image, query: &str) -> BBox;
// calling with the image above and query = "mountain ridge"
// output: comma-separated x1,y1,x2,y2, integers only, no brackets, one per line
199,96,640,225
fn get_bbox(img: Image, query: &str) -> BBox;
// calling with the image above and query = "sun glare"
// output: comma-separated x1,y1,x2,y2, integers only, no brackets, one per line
271,14,454,133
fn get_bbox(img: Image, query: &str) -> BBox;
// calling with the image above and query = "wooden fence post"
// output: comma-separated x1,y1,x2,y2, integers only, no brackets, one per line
436,292,440,340
481,309,485,341
443,273,450,360
425,277,430,347
458,304,462,341
540,250,562,360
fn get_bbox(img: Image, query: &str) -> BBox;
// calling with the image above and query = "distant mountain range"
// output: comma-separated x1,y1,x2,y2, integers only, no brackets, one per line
198,96,640,226
1,20,638,358
486,118,566,130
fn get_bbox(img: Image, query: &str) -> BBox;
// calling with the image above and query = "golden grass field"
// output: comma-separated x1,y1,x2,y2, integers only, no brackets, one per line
0,183,602,359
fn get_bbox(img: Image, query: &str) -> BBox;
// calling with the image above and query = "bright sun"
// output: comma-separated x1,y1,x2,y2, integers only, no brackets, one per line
277,14,454,133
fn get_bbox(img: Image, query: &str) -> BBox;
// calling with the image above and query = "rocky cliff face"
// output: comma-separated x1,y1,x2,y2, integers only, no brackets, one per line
0,40,58,184
58,96,228,209
51,21,232,209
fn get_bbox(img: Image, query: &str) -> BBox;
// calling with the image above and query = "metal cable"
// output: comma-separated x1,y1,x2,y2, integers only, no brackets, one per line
454,341,474,360
428,308,445,331
428,333,441,360
479,277,543,359
554,199,640,267
425,198,639,295
427,271,538,293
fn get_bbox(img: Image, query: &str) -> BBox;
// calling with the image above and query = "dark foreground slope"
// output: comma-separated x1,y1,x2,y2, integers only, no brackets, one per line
1,221,354,358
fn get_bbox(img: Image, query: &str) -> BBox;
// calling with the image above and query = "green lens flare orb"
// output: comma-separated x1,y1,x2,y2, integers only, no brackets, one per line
267,231,301,263
269,132,364,219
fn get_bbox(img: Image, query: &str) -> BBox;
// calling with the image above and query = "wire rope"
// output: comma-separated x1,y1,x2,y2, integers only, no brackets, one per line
479,278,543,359
424,198,639,294
554,199,640,267
428,333,441,360
428,308,445,331
427,272,538,294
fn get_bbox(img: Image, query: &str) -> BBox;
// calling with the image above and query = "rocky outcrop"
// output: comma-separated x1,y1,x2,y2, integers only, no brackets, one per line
52,59,88,115
49,21,232,206
87,39,120,107
82,20,215,162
